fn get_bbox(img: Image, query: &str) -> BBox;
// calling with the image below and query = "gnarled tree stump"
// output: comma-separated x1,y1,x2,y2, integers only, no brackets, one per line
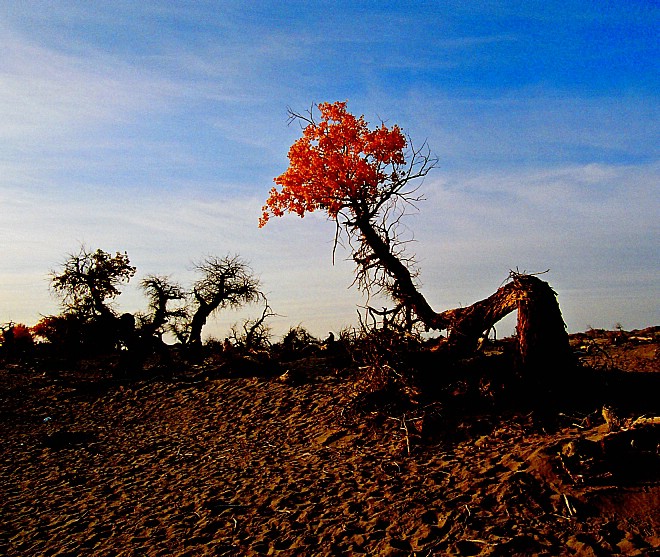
435,273,574,374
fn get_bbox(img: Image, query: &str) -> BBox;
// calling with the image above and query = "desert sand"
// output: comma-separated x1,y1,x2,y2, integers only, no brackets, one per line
1,329,659,556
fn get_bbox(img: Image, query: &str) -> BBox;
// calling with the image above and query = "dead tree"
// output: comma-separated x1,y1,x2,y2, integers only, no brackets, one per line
187,255,262,347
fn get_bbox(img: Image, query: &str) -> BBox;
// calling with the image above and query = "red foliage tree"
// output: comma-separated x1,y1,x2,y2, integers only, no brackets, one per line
260,101,410,225
1,322,34,360
1,323,32,344
261,101,438,328
262,101,573,372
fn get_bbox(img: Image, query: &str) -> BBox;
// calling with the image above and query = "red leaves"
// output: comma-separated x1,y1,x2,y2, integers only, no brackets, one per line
260,101,407,227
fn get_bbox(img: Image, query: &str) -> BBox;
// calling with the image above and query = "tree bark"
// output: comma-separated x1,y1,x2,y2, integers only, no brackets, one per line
438,273,574,371
512,274,574,371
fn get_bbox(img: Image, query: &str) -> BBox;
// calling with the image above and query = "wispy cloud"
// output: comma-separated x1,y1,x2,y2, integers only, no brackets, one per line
409,161,659,330
0,28,169,139
394,91,659,168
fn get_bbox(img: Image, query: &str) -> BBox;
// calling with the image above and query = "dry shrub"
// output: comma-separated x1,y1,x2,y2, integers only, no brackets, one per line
342,327,424,417
274,325,320,361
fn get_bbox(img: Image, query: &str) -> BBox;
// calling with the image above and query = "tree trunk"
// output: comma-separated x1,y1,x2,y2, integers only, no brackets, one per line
356,217,447,329
188,302,211,347
438,273,574,372
513,274,574,372
437,281,520,354
356,219,574,374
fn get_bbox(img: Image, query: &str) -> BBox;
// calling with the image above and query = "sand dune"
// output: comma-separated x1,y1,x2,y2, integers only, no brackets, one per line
1,334,659,556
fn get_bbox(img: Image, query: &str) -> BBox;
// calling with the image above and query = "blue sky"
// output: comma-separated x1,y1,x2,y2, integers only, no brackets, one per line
1,1,658,339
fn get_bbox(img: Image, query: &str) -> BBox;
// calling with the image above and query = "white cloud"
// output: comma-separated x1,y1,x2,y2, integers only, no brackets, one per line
0,28,172,141
407,162,659,332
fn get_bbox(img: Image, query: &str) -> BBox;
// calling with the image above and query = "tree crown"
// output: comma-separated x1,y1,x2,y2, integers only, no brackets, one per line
259,101,408,227
50,246,136,318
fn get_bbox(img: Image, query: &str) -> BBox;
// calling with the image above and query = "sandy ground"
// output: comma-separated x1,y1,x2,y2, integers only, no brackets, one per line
1,331,659,556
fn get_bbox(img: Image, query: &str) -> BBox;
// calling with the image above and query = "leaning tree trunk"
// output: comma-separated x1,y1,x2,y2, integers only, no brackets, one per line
188,301,212,347
438,273,574,372
355,218,574,376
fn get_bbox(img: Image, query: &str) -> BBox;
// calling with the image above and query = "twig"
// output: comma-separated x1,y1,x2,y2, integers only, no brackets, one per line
562,493,576,516
464,539,493,546
551,513,570,521
401,416,411,455
557,452,583,484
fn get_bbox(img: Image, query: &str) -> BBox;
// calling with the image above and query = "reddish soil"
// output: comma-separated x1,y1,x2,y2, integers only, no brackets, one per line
1,328,658,556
